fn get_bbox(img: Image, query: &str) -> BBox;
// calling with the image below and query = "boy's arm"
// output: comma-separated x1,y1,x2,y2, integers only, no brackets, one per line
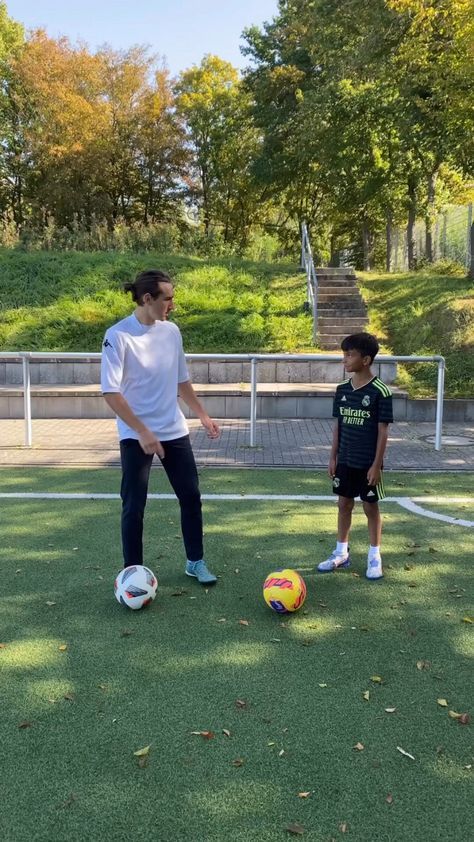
328,419,339,478
367,422,389,486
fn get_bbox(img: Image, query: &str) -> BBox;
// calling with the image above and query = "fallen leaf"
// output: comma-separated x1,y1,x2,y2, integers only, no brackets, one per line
437,698,449,707
232,758,244,767
386,794,394,805
133,745,151,757
271,638,281,643
45,601,56,606
18,721,33,729
238,619,250,626
98,684,107,691
353,742,364,751
285,823,305,836
385,707,397,714
408,582,418,588
404,563,413,570
339,823,348,833
63,693,74,702
236,699,248,709
171,590,187,597
120,629,133,637
462,616,473,624
267,741,275,746
279,749,285,757
458,713,471,725
448,710,462,720
370,675,383,684
58,644,68,652
363,691,370,701
190,730,215,740
416,660,431,670
298,792,311,798
428,547,438,553
137,755,149,769
222,729,231,738
397,746,415,760
464,764,472,770
217,618,226,623
318,683,328,688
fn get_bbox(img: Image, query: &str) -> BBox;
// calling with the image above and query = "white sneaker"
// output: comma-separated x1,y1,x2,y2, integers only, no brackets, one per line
366,555,383,580
317,549,351,573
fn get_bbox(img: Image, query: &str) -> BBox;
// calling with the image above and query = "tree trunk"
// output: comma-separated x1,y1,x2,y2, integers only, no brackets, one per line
425,170,438,263
386,209,392,272
407,177,417,270
362,221,373,271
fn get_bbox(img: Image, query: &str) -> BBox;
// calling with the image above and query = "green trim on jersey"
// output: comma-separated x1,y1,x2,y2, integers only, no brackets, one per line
373,378,392,397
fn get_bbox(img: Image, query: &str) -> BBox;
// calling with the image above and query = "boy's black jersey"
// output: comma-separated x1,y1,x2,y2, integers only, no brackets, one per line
333,377,393,469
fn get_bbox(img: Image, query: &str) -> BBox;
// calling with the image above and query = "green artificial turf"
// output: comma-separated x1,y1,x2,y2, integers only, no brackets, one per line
0,469,472,841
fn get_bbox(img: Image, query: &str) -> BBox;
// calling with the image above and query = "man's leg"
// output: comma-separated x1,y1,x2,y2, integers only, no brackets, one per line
160,436,203,562
120,439,153,568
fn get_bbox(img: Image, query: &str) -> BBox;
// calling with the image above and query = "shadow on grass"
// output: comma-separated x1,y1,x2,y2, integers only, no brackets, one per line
0,497,472,841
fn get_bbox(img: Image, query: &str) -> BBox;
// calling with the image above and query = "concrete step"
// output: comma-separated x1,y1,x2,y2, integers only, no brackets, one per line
318,323,367,335
318,307,367,315
317,287,362,295
318,335,348,348
314,267,355,276
0,381,408,421
318,296,364,305
317,278,358,286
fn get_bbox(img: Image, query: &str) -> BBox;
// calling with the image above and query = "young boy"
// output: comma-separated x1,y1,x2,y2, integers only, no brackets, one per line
317,332,393,580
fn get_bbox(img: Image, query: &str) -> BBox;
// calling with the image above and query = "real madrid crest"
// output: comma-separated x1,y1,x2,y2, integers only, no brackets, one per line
362,395,371,407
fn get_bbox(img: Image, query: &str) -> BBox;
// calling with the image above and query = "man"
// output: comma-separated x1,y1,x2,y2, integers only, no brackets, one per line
101,268,220,585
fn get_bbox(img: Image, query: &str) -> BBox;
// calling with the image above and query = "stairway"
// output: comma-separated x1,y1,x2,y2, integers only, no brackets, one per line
315,267,367,350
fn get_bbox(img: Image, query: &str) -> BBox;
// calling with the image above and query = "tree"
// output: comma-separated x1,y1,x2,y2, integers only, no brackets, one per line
176,55,268,244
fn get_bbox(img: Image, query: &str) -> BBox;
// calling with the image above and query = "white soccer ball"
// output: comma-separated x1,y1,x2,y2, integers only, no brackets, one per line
114,565,158,610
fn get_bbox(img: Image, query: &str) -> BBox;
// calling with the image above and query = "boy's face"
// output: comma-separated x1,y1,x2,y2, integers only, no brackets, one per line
343,348,372,372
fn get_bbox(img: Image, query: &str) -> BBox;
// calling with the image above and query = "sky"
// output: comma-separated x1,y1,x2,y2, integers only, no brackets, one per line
6,0,279,75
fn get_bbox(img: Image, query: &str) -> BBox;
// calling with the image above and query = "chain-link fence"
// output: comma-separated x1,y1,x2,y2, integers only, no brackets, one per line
390,204,473,272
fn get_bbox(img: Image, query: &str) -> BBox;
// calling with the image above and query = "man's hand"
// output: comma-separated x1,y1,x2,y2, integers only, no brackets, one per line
367,464,381,487
201,415,220,439
138,428,165,458
328,456,337,478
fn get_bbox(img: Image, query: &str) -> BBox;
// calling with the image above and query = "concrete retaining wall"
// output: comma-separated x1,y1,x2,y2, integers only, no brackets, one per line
1,385,472,422
0,359,398,386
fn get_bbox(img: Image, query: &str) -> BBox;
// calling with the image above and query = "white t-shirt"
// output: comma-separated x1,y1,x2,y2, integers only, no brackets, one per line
100,313,190,442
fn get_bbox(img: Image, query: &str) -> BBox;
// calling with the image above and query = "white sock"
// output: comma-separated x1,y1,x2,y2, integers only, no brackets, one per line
336,541,348,556
368,545,381,560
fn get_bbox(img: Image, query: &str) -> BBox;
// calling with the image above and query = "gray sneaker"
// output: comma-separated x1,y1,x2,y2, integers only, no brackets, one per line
185,559,217,585
317,549,351,573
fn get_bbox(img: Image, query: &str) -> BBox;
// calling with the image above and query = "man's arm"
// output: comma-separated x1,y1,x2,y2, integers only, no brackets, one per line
103,393,165,457
367,422,389,486
178,380,220,438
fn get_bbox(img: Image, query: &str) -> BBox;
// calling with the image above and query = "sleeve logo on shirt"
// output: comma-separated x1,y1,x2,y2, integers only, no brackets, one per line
362,395,371,407
103,339,113,349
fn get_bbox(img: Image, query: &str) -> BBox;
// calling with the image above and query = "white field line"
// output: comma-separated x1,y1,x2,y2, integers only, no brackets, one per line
0,492,472,527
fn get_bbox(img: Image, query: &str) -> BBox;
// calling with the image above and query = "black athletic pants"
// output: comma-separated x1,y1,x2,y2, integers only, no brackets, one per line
119,435,203,568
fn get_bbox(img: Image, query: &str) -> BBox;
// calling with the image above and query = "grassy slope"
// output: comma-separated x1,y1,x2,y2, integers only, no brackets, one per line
359,267,474,398
0,467,472,842
0,250,312,354
1,251,473,396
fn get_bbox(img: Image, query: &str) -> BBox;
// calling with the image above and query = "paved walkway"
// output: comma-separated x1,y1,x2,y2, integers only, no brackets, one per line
0,418,473,470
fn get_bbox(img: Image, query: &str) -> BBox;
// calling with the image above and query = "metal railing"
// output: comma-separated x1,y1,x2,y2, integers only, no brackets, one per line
300,222,318,343
1,351,445,451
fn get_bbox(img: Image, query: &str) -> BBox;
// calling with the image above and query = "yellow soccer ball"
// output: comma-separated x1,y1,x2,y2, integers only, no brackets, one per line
263,568,307,614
